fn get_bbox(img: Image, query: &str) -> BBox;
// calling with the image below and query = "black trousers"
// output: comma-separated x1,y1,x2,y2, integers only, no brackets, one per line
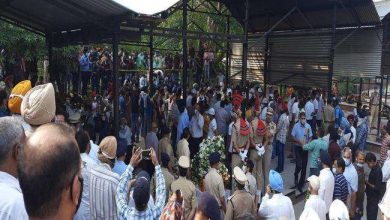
366,197,380,220
189,136,203,159
294,145,308,188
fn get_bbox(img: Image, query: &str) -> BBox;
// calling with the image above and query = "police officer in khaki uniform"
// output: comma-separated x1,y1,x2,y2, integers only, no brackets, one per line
370,87,380,129
204,152,226,217
225,167,256,220
249,110,266,203
231,108,251,176
170,156,197,220
263,108,276,194
158,126,174,163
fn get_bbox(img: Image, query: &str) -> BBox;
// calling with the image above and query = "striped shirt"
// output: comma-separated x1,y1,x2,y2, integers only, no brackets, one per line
379,134,390,167
333,173,349,204
116,165,166,220
276,113,290,144
89,163,120,220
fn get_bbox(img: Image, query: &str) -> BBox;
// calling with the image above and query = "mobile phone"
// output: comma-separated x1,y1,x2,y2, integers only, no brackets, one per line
142,149,151,160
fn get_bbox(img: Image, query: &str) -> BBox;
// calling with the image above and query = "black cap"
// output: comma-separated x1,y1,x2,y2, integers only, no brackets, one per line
320,151,332,168
133,170,151,210
161,152,170,167
209,152,221,165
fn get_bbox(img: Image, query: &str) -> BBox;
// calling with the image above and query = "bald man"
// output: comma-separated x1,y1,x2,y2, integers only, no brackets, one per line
17,123,82,220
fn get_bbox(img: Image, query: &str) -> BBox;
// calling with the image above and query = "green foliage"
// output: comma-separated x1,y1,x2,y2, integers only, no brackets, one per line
0,21,45,61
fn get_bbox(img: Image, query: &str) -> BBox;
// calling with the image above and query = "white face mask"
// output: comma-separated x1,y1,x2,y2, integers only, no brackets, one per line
300,119,306,125
332,167,337,174
343,157,351,166
356,163,364,168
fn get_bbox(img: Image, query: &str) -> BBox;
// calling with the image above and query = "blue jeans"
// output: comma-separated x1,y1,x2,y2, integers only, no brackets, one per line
272,139,277,158
275,140,285,172
81,71,91,96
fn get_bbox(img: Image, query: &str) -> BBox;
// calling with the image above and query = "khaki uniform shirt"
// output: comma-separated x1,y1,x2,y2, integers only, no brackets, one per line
158,137,174,163
324,105,335,122
204,168,225,207
176,139,190,158
224,190,256,220
170,176,197,219
231,121,252,152
371,91,380,105
251,118,265,145
266,121,276,145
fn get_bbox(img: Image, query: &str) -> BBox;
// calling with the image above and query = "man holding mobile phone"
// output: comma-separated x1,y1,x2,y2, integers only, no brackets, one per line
116,148,166,219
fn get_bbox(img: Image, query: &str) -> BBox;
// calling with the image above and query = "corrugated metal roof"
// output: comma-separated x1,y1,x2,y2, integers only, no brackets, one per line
216,0,381,32
0,0,133,33
334,28,382,78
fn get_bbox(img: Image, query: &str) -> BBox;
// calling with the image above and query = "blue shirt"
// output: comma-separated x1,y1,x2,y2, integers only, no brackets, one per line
333,173,349,204
334,105,344,128
113,160,127,176
79,54,90,72
291,122,313,145
177,110,189,144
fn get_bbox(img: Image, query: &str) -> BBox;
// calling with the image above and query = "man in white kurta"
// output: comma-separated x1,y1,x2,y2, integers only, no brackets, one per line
305,175,326,220
318,151,335,214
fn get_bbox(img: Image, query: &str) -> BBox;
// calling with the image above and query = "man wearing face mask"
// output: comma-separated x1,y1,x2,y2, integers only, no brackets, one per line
18,123,83,220
342,147,358,219
353,151,366,220
291,112,313,193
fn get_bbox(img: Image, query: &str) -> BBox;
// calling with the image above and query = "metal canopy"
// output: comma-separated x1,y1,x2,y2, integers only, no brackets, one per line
0,0,133,33
215,0,381,32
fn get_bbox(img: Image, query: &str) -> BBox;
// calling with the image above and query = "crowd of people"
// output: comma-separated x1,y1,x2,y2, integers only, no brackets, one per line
0,46,390,220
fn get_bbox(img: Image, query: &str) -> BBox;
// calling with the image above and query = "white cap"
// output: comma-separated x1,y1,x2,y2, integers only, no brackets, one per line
233,166,248,185
178,156,190,168
307,175,320,191
207,108,215,116
329,199,349,220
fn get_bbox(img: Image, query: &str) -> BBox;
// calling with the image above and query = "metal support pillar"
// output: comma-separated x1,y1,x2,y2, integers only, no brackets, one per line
225,16,230,86
112,31,119,138
47,35,53,83
149,28,154,94
241,0,249,87
359,78,363,101
368,78,371,97
182,0,188,99
386,75,389,105
346,77,349,96
263,35,269,90
328,3,337,94
378,76,384,136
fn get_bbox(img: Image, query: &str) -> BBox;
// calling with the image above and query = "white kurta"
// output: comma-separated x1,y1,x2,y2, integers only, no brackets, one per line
304,195,326,220
318,168,335,213
258,193,295,220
